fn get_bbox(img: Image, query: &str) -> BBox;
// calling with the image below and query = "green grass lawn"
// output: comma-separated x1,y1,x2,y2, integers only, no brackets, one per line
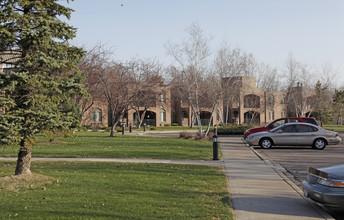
323,124,344,132
0,132,217,160
0,161,233,220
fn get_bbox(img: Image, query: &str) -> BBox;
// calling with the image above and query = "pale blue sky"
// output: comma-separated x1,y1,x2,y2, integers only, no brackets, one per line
61,0,344,85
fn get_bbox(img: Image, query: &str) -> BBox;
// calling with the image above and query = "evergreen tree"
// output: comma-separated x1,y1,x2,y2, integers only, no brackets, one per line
333,89,344,125
312,80,332,124
0,0,86,175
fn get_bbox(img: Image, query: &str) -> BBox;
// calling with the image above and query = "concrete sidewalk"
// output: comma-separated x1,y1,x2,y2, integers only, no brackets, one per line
0,157,223,166
220,136,333,220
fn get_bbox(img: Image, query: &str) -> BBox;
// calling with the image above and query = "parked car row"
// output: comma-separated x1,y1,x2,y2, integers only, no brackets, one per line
245,122,341,150
244,117,319,138
244,117,341,150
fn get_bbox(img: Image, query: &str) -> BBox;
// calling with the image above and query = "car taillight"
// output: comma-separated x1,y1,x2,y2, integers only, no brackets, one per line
317,178,344,187
332,180,344,187
336,133,340,137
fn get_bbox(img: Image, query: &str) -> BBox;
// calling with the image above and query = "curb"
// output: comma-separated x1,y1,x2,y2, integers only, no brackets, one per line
249,146,335,220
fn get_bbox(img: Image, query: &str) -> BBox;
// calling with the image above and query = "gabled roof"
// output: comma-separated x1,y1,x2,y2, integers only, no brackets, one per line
0,51,21,64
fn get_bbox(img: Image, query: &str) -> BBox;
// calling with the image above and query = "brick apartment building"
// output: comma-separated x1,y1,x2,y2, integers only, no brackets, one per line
81,87,172,128
82,75,311,128
1,53,311,128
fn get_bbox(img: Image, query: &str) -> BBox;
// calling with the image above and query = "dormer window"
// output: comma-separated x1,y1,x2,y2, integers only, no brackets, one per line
160,92,166,103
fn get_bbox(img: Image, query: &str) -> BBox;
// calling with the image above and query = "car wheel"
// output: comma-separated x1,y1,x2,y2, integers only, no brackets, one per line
313,138,326,150
260,138,272,149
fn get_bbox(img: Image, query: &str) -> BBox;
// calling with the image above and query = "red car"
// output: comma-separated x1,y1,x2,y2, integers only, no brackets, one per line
244,117,319,138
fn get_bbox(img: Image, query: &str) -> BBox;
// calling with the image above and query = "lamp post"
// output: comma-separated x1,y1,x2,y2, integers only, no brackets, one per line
213,135,219,160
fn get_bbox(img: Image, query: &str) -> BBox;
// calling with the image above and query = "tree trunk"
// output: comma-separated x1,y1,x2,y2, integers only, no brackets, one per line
134,111,140,128
225,103,229,126
205,102,218,136
110,125,115,137
138,109,147,128
216,109,224,126
15,142,32,175
195,113,202,136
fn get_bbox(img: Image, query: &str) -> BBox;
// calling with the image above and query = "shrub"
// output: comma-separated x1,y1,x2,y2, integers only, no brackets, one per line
172,123,179,126
216,125,252,135
150,127,157,130
179,131,193,139
82,125,92,130
179,131,213,142
194,132,213,141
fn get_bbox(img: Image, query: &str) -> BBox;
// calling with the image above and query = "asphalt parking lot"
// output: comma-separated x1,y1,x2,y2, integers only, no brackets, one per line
253,138,344,188
253,134,344,219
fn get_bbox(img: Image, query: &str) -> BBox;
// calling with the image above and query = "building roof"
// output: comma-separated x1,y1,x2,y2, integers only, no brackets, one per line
0,51,21,64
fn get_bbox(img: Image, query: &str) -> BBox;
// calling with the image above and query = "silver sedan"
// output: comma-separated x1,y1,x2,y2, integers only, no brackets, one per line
246,123,341,150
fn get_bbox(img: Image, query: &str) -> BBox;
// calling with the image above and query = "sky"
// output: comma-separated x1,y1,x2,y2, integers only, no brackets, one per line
60,0,344,87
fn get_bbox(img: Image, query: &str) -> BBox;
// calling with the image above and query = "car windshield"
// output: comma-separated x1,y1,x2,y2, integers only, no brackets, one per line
269,124,286,133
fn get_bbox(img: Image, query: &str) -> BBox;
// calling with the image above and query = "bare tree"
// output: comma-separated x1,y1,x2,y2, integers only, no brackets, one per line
282,53,315,117
78,44,112,117
165,23,211,135
318,63,337,90
80,45,137,136
98,63,132,136
81,45,166,135
79,45,139,135
243,94,261,124
215,44,257,125
129,59,165,128
256,63,280,92
202,70,222,135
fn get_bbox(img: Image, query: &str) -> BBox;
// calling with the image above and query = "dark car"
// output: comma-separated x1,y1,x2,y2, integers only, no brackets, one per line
303,164,344,211
244,117,318,138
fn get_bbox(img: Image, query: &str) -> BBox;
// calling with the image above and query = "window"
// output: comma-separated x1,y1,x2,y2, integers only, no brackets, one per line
268,110,275,121
2,63,14,74
288,119,299,123
282,125,295,133
281,110,286,118
160,92,166,103
92,109,102,123
181,108,188,118
2,63,14,69
271,119,286,128
160,109,166,122
268,94,274,105
244,94,260,108
304,118,318,125
295,125,314,132
280,95,286,104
